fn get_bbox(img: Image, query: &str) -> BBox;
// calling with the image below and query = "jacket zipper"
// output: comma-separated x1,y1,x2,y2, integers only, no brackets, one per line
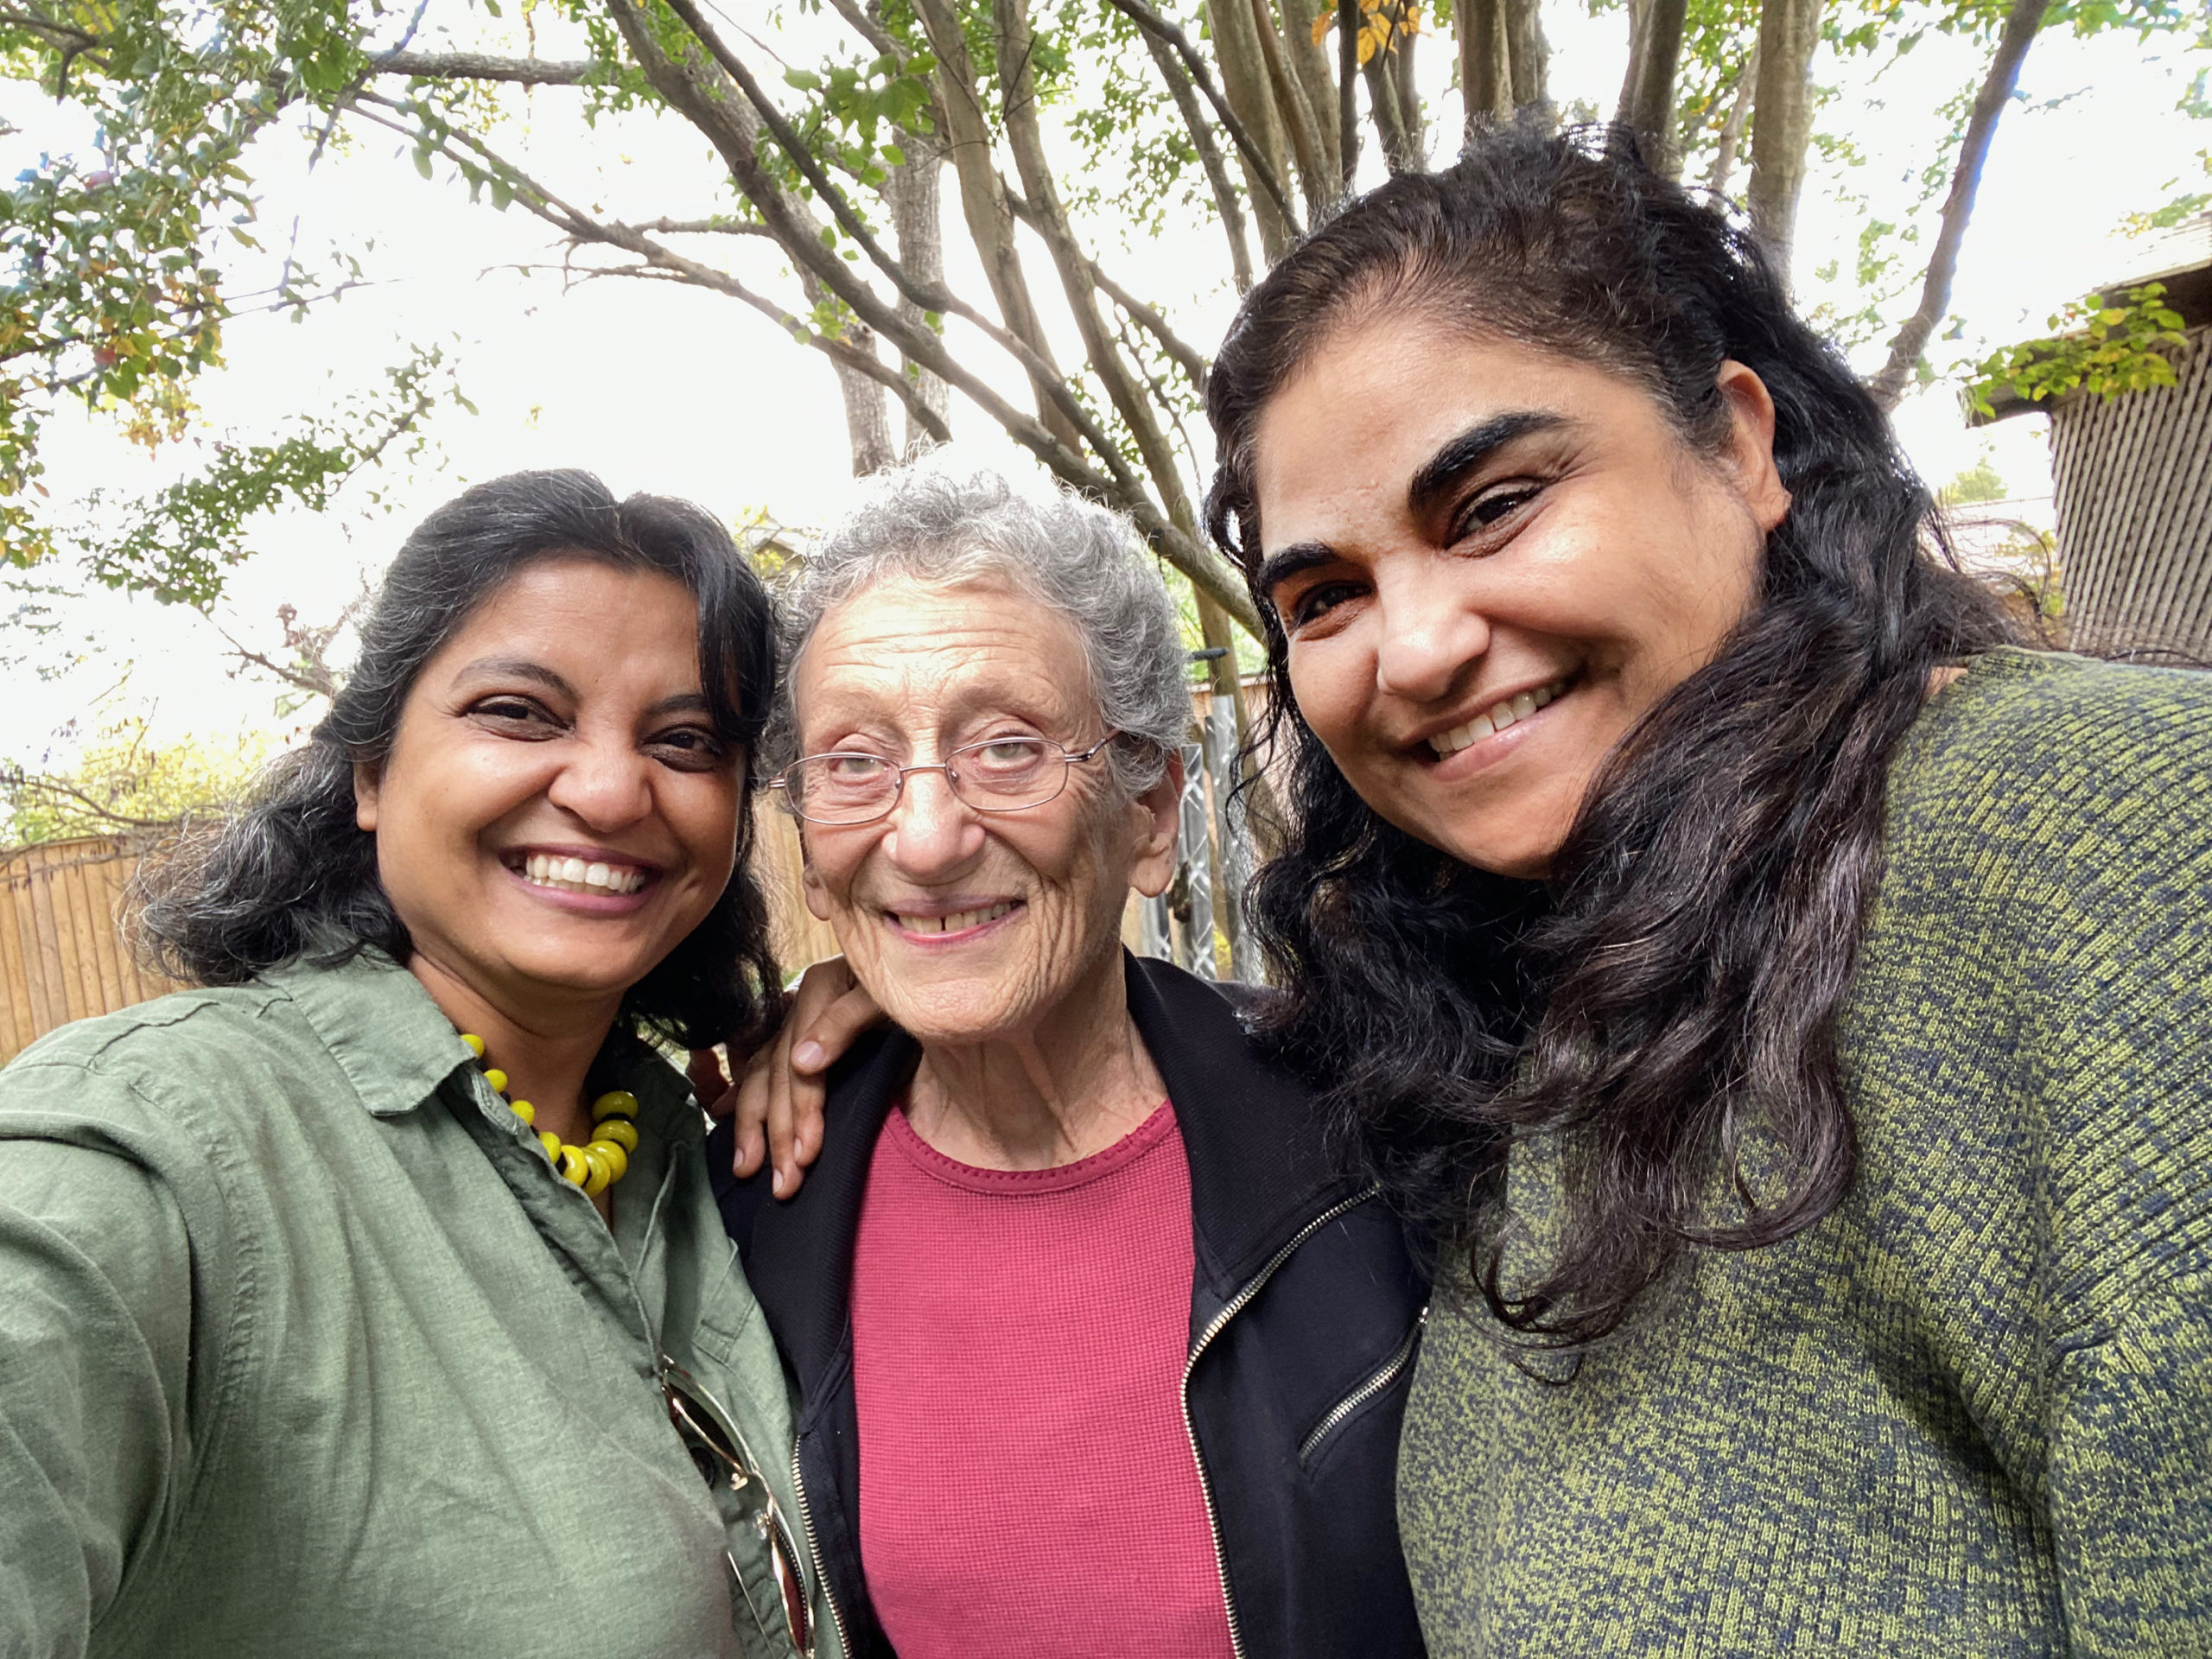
1179,1186,1381,1659
791,1438,852,1659
1297,1304,1427,1465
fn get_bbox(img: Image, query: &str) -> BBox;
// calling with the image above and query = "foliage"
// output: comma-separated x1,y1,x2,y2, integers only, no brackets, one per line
1964,280,2190,416
0,712,272,846
74,342,468,609
0,1,375,569
1936,453,2007,503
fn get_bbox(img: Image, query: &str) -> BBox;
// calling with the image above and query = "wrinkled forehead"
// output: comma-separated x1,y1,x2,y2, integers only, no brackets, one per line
792,571,1097,736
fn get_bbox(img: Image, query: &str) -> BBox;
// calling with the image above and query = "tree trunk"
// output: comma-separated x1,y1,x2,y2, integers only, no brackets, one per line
1206,0,1297,259
824,321,897,474
1745,0,1823,275
1867,0,2049,410
1275,0,1343,187
1457,0,1513,132
883,137,950,457
1362,17,1422,173
909,0,1083,452
1505,0,1549,110
1247,0,1331,219
1338,0,1361,189
1141,30,1257,290
1616,0,1689,175
1392,17,1424,164
1705,41,1758,196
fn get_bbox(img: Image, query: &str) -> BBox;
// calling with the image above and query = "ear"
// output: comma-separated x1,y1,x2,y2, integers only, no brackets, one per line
353,760,382,834
799,837,833,922
1128,747,1185,901
1714,359,1792,536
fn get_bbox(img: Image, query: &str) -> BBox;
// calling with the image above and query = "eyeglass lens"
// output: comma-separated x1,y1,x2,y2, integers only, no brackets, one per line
789,737,1066,823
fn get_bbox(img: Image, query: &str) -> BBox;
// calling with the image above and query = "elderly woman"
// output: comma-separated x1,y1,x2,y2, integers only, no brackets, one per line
706,466,1426,1659
0,472,829,1658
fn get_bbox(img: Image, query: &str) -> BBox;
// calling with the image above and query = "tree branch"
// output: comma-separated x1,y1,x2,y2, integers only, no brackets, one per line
1138,29,1255,291
372,50,595,84
1096,0,1303,237
584,9,1266,630
1867,0,2049,410
1003,185,1211,391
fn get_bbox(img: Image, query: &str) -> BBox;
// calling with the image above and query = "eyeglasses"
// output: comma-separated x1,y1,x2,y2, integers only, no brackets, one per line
659,1353,813,1656
768,733,1119,827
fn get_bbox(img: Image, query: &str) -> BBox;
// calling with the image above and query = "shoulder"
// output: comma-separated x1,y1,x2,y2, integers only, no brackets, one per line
1,980,307,1128
1892,648,2212,833
1880,649,2212,923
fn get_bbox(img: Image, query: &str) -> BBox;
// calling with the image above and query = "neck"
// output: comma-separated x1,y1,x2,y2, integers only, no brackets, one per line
904,950,1163,1171
405,950,620,1148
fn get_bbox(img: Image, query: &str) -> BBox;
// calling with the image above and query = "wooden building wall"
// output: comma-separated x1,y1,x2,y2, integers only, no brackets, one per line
2051,326,2212,659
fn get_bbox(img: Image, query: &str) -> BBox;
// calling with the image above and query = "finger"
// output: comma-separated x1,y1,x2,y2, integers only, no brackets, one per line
792,980,880,1075
768,1044,800,1198
730,1022,790,1179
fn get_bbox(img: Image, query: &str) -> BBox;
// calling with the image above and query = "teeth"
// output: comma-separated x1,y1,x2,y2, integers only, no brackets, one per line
1427,678,1571,756
518,853,649,895
893,901,1015,936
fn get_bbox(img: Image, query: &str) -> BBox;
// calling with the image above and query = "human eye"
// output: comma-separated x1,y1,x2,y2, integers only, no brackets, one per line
646,724,730,772
1281,578,1364,631
821,752,890,781
467,695,563,736
974,737,1045,769
1451,480,1542,542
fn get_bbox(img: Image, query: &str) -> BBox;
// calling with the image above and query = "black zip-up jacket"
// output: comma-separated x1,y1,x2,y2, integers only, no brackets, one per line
709,952,1429,1659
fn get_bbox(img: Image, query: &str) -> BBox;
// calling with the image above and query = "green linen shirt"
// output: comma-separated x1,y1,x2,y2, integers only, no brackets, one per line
1397,648,2212,1656
0,947,842,1659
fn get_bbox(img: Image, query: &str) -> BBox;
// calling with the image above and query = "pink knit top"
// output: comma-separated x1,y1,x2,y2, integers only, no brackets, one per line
848,1099,1236,1659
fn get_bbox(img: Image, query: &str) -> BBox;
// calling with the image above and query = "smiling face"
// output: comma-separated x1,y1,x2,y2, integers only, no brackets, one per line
1251,315,1790,879
353,556,741,1022
791,574,1179,1046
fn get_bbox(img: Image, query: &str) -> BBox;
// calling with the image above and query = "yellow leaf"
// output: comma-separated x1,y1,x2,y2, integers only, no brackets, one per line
1311,10,1332,41
1357,24,1379,61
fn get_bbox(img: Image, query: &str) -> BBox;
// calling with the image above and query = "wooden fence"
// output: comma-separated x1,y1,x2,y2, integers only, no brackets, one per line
0,836,185,1066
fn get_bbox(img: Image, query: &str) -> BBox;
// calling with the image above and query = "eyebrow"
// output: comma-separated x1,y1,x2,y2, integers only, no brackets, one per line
1255,410,1572,600
457,659,711,721
1405,410,1570,518
459,658,575,700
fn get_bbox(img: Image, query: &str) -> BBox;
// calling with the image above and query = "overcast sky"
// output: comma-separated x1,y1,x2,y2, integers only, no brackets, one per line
3,5,2206,768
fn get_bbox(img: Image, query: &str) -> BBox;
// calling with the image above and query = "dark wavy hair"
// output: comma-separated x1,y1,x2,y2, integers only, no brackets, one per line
1204,122,2020,1350
137,469,783,1054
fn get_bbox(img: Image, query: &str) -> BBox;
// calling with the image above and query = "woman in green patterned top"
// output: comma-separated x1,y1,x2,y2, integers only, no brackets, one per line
0,472,834,1657
1200,124,2211,1655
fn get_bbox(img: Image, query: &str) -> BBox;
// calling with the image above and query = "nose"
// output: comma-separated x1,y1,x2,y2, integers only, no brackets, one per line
545,733,655,830
880,767,985,878
1372,561,1491,706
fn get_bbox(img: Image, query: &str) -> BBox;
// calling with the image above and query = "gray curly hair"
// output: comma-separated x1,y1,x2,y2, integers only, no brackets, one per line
762,462,1192,797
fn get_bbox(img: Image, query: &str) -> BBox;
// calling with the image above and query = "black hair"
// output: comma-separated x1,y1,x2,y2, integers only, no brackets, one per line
138,468,782,1054
1204,121,2019,1351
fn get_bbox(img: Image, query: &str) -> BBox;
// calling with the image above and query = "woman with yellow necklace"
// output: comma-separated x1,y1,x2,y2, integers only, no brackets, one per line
0,471,833,1658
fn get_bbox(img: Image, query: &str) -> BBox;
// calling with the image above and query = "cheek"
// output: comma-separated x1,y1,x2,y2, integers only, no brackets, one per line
1286,646,1383,780
672,777,743,880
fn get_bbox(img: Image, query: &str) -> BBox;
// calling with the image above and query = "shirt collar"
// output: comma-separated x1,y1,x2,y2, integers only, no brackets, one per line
263,948,488,1118
264,947,704,1138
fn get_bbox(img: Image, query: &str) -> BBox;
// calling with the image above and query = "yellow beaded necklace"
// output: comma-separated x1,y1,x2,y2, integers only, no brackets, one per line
460,1032,640,1198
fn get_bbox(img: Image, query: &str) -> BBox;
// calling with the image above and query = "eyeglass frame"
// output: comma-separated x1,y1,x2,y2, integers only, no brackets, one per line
766,731,1122,826
658,1352,815,1656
